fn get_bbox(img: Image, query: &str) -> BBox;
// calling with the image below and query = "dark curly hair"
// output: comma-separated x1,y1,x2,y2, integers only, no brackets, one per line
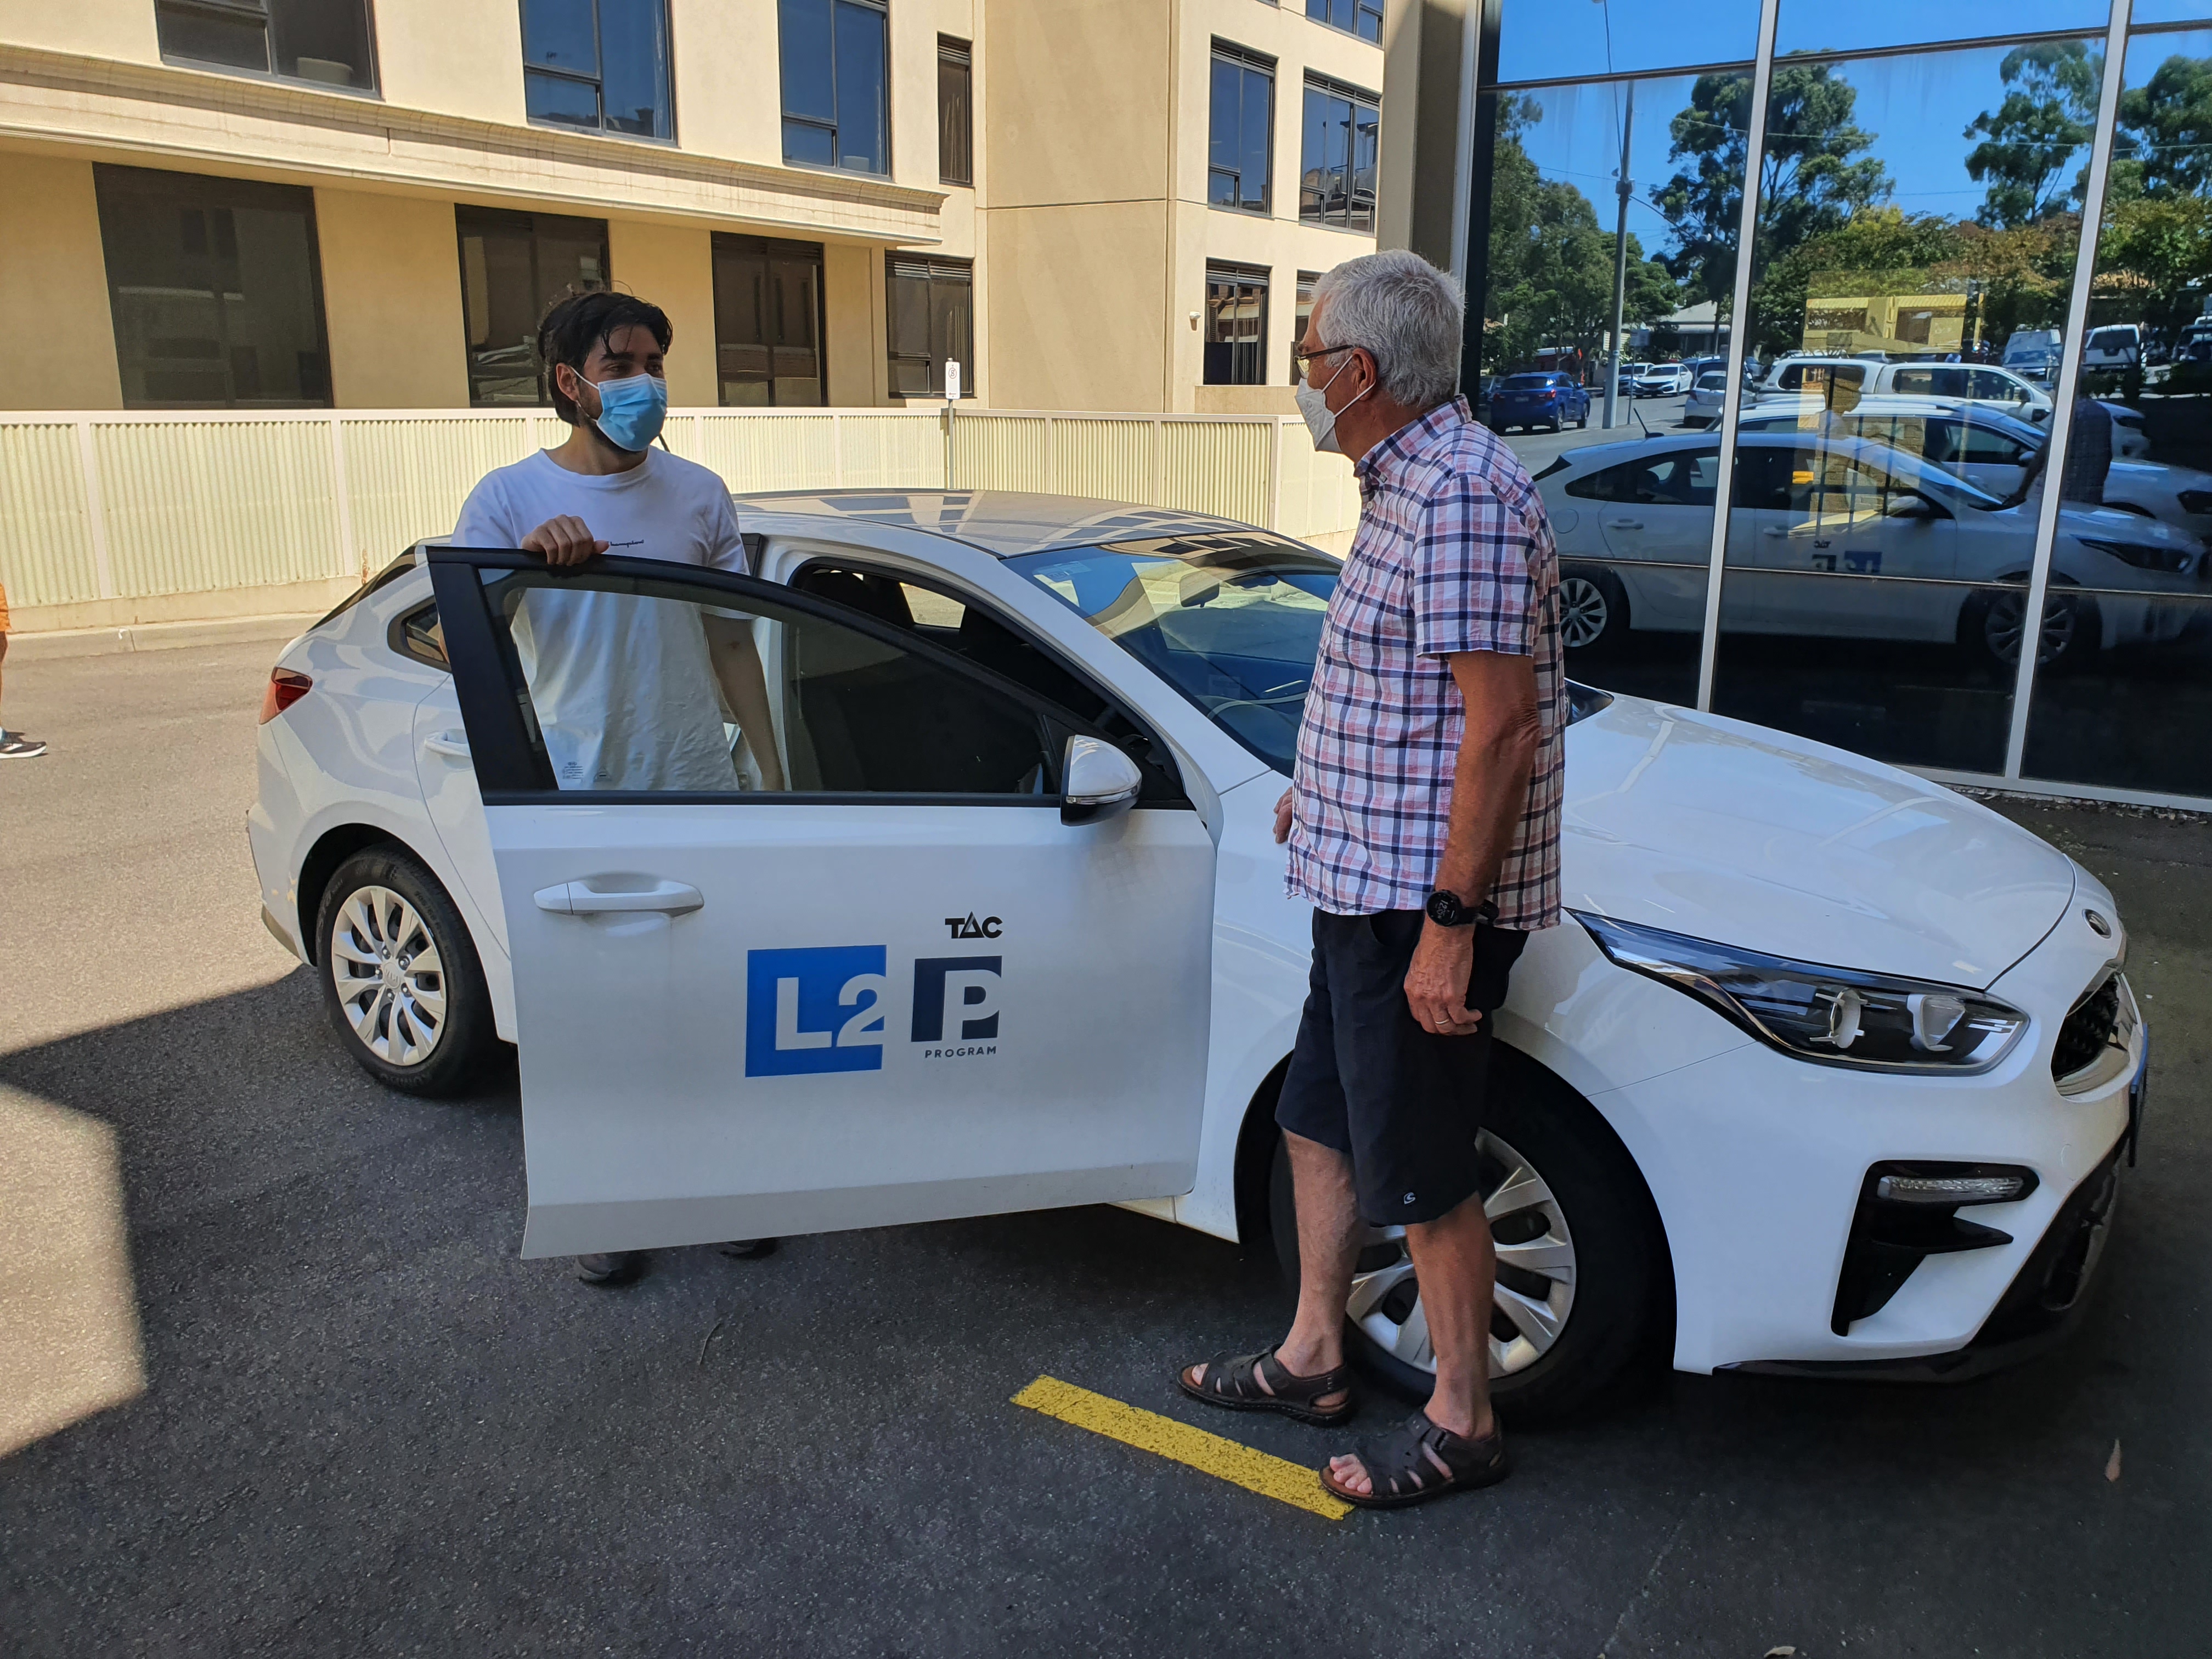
537,289,673,425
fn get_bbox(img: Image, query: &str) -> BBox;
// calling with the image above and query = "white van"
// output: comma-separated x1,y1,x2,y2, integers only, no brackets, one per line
1756,357,2053,424
2084,324,2143,370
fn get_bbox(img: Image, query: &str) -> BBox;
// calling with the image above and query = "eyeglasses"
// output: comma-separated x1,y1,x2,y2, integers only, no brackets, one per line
1291,343,1359,379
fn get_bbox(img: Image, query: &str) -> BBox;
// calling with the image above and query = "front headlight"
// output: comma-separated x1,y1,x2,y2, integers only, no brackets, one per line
1577,913,2029,1074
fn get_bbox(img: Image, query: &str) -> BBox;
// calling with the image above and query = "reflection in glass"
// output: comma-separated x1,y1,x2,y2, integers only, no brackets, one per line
1708,41,2103,773
1204,264,1270,386
1775,0,2110,63
455,207,610,406
157,0,379,90
886,256,975,398
1301,75,1381,232
1210,47,1276,213
780,0,890,173
521,0,672,139
713,235,825,408
1482,73,1746,706
1498,1,1759,86
2024,26,2212,795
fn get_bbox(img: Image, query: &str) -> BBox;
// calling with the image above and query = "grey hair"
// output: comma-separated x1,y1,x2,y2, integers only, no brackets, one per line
1312,251,1465,410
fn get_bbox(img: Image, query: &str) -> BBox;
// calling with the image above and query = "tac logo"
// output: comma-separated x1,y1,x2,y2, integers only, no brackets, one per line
944,912,1002,940
744,947,1004,1077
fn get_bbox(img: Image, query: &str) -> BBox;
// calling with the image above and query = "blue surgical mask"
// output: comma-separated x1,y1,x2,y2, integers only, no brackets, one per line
587,370,668,452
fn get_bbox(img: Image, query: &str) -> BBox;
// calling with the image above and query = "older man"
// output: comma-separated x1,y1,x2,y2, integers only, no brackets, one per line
1177,251,1564,1510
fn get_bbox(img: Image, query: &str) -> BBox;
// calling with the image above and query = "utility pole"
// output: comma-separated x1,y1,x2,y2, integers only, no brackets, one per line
1603,81,1634,430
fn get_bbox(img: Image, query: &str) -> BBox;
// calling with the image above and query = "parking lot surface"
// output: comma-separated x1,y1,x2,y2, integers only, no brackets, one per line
2,640,2207,1656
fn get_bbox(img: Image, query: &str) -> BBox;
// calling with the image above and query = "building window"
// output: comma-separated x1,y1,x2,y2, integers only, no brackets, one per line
887,256,974,398
1291,270,1321,382
1204,262,1269,386
154,0,378,91
93,165,332,408
1209,43,1275,213
781,0,890,175
1306,0,1381,44
520,0,673,140
1301,74,1379,232
939,36,973,186
455,206,609,406
713,235,826,407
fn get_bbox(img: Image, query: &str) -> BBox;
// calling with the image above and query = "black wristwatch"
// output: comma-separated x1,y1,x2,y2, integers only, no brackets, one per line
1425,890,1498,928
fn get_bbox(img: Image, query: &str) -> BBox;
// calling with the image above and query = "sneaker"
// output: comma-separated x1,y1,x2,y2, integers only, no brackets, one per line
574,1251,642,1285
0,730,46,759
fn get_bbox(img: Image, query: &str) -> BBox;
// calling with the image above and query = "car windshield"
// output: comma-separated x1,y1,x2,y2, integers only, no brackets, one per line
1696,373,1728,390
1007,534,1338,772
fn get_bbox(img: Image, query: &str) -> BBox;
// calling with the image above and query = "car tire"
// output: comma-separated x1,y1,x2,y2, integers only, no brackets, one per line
1268,1047,1665,1425
1545,417,1563,433
1577,411,1589,429
1961,578,2099,673
1558,566,1630,657
316,847,497,1097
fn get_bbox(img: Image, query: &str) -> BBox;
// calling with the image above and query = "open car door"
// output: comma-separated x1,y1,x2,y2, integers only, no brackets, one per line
425,548,1216,1256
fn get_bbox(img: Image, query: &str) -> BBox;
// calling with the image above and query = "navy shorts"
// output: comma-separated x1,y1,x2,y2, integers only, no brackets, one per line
1275,909,1527,1227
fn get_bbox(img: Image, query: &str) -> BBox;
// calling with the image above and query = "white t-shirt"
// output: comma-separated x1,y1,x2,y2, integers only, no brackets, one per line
452,448,748,792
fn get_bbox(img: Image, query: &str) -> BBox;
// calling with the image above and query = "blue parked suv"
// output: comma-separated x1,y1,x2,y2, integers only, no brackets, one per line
1486,371,1590,433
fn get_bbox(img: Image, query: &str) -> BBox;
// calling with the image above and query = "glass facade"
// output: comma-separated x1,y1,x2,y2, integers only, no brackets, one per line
155,0,379,91
1210,43,1276,213
1473,0,2212,806
1302,74,1381,233
887,256,974,398
455,206,608,405
520,0,674,141
780,0,890,174
1205,262,1270,385
713,235,825,407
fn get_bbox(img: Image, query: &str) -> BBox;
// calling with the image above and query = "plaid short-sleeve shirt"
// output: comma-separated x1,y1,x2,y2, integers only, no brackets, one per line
1285,397,1565,930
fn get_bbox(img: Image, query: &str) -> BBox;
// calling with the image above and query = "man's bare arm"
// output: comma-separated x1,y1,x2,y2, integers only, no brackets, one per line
1402,651,1541,1037
702,617,787,791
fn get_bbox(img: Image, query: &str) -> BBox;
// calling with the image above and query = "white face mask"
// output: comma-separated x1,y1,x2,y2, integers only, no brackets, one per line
1295,354,1372,454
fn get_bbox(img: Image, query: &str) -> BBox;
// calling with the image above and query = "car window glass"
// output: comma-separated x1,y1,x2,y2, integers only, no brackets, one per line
1954,422,2032,464
481,569,1057,797
1009,533,1336,775
1889,368,1934,396
394,600,448,669
1968,370,2024,402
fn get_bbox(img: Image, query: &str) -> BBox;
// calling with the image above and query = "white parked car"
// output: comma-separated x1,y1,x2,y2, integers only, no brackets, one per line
1683,370,1730,428
1534,432,2203,665
1737,402,2212,538
247,493,2145,1417
1630,362,1691,397
1758,358,2056,426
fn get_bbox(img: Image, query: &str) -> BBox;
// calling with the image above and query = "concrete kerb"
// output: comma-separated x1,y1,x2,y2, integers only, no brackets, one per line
5,614,322,662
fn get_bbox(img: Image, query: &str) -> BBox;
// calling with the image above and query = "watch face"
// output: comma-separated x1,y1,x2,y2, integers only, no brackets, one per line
1426,891,1458,924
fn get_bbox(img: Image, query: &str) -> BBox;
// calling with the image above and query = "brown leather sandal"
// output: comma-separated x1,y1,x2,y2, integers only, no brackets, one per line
1174,1346,1357,1426
1321,1410,1510,1509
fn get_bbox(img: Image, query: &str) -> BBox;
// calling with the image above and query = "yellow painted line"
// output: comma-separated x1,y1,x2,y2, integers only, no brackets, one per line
1012,1375,1353,1521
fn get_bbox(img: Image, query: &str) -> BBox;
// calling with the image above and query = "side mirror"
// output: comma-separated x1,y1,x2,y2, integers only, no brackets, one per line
1886,491,1941,520
2029,407,2050,423
1062,735,1142,826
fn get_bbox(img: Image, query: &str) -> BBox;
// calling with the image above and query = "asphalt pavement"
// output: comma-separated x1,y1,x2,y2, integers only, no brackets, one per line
2,640,2208,1656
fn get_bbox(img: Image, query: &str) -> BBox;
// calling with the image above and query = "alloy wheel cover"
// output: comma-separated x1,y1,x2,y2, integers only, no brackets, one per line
329,884,447,1067
1344,1127,1578,1379
1558,576,1612,649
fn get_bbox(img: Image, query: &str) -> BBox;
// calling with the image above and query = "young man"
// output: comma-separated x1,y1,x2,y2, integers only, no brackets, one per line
0,579,48,759
452,288,778,1283
1176,251,1564,1509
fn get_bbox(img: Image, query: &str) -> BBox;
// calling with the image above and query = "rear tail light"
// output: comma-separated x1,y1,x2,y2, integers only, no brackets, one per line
259,667,312,723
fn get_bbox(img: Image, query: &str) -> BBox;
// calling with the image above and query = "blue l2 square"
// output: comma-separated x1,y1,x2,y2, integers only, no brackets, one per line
745,946,890,1076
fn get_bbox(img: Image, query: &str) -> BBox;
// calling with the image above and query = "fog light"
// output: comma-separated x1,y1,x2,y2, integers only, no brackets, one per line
1874,1172,2030,1204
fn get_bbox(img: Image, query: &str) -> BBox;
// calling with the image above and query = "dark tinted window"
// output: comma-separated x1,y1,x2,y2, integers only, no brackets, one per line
94,165,331,408
455,206,608,405
714,234,825,407
1204,263,1269,386
522,0,674,139
1306,0,1383,44
1301,74,1380,232
938,36,973,185
1209,44,1275,213
156,0,377,89
781,0,890,173
1565,449,1718,506
886,256,974,398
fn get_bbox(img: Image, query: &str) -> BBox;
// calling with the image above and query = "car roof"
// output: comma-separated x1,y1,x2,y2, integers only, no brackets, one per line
727,489,1259,558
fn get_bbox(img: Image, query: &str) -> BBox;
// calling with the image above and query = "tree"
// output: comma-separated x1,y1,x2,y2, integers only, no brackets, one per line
1656,64,1889,326
2115,53,2212,198
1963,41,2102,228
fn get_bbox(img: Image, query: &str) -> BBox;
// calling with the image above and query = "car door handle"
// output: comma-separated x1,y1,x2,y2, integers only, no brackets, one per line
533,878,705,916
1604,518,1644,530
423,731,472,760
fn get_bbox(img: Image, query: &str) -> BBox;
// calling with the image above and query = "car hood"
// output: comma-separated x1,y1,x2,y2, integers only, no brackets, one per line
1563,695,2073,989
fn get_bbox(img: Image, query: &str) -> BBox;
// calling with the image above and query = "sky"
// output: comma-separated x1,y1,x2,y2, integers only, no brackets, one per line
1500,9,2212,274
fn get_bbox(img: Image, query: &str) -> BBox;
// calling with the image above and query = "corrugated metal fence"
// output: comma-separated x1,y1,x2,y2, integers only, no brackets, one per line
0,408,1361,633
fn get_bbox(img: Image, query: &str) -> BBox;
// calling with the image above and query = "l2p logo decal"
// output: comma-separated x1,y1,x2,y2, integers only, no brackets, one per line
744,946,889,1076
911,956,1002,1042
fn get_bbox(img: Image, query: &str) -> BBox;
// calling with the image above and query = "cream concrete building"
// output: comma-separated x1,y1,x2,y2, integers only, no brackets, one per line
0,0,1380,416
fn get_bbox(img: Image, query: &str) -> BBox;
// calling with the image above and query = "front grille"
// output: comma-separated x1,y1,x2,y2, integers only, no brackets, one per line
2053,974,2122,1081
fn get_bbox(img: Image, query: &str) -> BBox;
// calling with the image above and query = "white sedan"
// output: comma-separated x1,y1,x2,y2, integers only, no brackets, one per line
1536,432,2204,665
246,492,2144,1418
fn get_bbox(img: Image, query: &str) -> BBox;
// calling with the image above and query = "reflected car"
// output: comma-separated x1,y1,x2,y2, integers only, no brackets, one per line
1630,363,1692,397
1737,402,2212,538
1757,358,2055,426
1683,370,1731,429
1534,432,2203,665
1487,371,1591,433
247,492,2143,1425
